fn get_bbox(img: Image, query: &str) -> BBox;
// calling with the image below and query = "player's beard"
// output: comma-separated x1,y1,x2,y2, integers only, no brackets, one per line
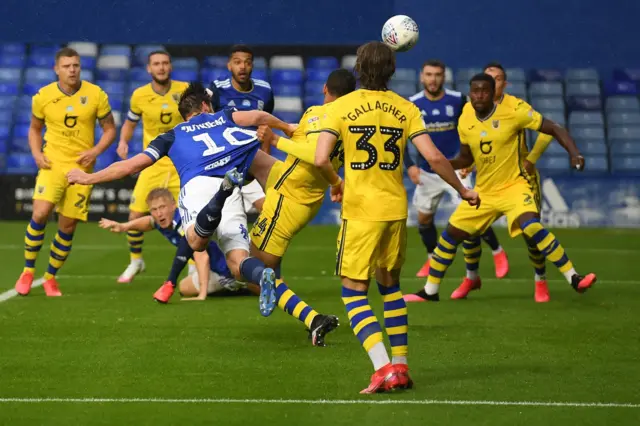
425,85,443,98
152,76,171,86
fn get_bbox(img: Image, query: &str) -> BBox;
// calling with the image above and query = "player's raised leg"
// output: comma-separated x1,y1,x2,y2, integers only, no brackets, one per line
518,213,596,292
480,226,509,278
451,237,483,299
15,199,53,295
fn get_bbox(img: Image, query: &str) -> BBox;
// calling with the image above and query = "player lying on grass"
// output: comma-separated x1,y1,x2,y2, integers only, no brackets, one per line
406,73,596,303
98,188,257,300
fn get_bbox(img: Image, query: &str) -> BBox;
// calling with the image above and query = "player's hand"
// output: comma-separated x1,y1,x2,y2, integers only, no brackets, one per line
284,123,298,137
98,218,125,233
66,168,91,185
182,294,207,301
33,152,51,170
77,148,99,168
256,125,278,147
407,165,421,185
458,167,473,179
116,141,129,160
330,179,344,203
461,188,481,209
571,154,585,171
522,159,536,176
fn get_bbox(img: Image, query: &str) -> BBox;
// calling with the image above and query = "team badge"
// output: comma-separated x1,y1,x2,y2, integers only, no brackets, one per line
257,100,264,110
480,131,487,137
80,96,87,105
242,99,251,107
172,93,180,103
446,105,454,117
492,120,500,129
37,185,45,194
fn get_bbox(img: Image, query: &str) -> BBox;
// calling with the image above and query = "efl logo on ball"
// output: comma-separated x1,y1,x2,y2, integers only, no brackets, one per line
382,15,419,52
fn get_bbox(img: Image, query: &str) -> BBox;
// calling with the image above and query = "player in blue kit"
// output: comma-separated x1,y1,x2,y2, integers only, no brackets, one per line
403,60,510,299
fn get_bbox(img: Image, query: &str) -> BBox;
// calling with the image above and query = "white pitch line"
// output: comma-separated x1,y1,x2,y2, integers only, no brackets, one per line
0,278,44,303
0,397,637,408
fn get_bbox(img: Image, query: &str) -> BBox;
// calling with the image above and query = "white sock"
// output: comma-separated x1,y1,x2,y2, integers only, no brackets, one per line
424,281,439,295
492,246,504,255
427,253,433,260
392,355,407,365
563,267,577,283
367,342,391,371
466,269,478,280
535,273,546,282
132,258,143,266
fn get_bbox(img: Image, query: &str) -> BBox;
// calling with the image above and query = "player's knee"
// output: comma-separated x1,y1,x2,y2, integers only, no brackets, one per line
417,212,434,226
445,224,468,243
517,212,539,230
178,278,197,297
57,216,78,235
31,202,53,224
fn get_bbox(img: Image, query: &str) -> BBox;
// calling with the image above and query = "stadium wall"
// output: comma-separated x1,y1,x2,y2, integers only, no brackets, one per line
2,0,640,70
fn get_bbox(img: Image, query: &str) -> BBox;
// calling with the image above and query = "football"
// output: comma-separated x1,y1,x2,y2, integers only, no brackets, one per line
381,15,419,52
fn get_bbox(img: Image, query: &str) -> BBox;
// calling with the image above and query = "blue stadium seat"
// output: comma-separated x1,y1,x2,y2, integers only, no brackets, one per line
97,68,128,81
304,81,325,96
537,155,571,175
393,68,417,83
272,84,303,97
569,111,604,127
109,97,124,112
529,82,563,97
274,111,302,123
17,95,31,109
0,124,9,139
610,155,640,175
82,70,94,83
22,83,46,96
0,110,12,124
576,140,608,155
306,68,332,82
307,57,339,70
541,139,566,155
541,110,566,127
252,57,266,69
203,56,228,69
133,44,165,66
0,54,25,68
270,69,303,84
0,68,21,82
567,96,601,111
28,52,54,68
252,69,268,82
570,126,605,140
606,96,640,113
25,68,55,83
11,124,30,152
506,68,526,82
0,82,19,96
128,82,148,97
608,112,640,126
130,140,143,156
582,156,609,175
610,141,640,156
14,109,31,124
612,68,640,82
0,43,26,55
201,68,227,82
566,82,600,97
101,45,131,57
128,67,149,82
531,96,565,112
565,68,599,82
455,68,482,83
529,69,563,82
608,126,640,141
390,81,417,98
0,96,16,110
172,69,198,81
31,45,60,55
80,56,96,70
6,153,37,174
96,81,126,96
506,82,526,99
602,80,638,97
94,150,117,171
304,94,324,109
172,57,199,70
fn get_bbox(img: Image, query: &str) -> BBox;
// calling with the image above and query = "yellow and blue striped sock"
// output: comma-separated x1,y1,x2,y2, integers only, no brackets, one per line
23,219,46,274
525,238,546,280
522,218,575,283
378,282,408,365
342,286,389,370
43,230,73,280
462,237,482,280
127,230,144,261
275,279,318,329
425,230,459,294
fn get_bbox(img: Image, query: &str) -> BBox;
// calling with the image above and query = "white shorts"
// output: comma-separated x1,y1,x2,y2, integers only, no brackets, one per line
412,169,472,215
191,269,244,294
179,176,251,254
241,179,265,215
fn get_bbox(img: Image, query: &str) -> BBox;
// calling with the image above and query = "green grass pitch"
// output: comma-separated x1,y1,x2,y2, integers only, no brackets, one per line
0,221,639,425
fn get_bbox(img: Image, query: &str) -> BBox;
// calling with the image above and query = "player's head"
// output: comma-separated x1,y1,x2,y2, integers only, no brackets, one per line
420,59,446,96
178,82,214,120
468,73,496,114
354,41,396,91
146,188,176,229
323,69,357,103
483,62,507,100
228,44,254,85
54,47,81,86
147,50,172,85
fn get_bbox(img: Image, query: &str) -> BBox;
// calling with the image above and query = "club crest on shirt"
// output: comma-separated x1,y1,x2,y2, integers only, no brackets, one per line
172,93,180,103
80,96,87,105
37,185,45,194
492,120,500,129
257,100,264,111
446,105,454,117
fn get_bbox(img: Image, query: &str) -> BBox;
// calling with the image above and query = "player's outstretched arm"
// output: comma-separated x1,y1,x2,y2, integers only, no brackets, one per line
232,110,296,136
315,131,343,202
98,216,154,233
538,118,585,170
67,153,154,185
182,251,210,301
257,125,317,164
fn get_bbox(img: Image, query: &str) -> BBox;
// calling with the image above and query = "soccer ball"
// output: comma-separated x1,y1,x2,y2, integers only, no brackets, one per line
381,15,419,52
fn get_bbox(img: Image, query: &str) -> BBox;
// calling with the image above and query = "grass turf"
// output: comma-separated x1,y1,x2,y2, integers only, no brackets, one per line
0,222,638,425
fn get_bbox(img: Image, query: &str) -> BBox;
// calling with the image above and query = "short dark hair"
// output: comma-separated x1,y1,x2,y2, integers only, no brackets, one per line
325,69,356,97
148,50,171,64
55,47,79,63
229,44,253,59
178,81,212,120
354,41,396,91
422,59,446,72
470,73,496,93
146,188,175,205
483,62,507,80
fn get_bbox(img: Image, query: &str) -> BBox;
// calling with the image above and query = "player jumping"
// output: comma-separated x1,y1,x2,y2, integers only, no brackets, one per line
315,42,480,393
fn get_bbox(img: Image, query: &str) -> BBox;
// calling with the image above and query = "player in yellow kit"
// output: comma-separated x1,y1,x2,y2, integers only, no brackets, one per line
414,73,596,306
314,42,479,394
116,51,188,283
14,47,116,297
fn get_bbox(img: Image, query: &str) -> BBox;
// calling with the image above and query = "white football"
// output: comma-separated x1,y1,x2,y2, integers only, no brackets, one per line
381,15,419,52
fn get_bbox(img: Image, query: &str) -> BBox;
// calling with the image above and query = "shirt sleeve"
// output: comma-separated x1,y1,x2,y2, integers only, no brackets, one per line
31,92,44,120
97,89,112,120
319,104,342,138
514,100,543,131
407,105,428,140
127,89,142,122
143,129,175,163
